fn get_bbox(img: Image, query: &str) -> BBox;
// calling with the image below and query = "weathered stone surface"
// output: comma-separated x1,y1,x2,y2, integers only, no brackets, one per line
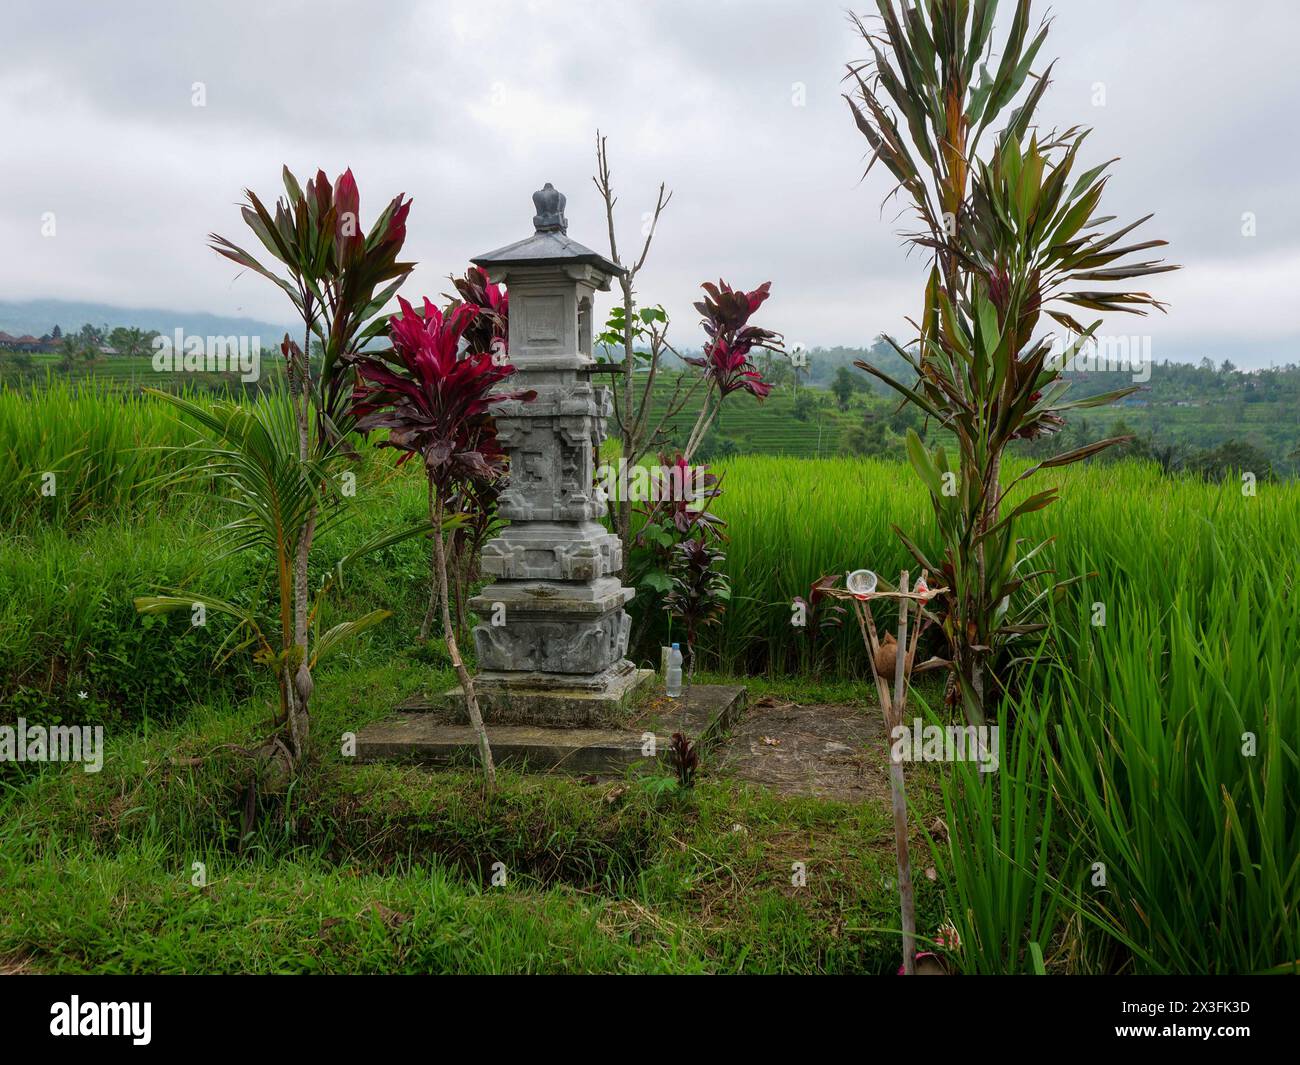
355,715,655,775
492,403,609,523
459,186,639,718
631,685,748,751
413,666,654,727
479,521,623,582
471,602,630,674
359,682,744,775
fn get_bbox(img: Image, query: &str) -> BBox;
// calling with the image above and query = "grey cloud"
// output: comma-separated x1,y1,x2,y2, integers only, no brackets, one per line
2,0,1296,366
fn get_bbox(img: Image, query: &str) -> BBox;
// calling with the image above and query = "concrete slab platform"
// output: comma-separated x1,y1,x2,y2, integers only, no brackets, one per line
631,685,747,752
400,667,654,728
355,683,747,776
355,715,655,775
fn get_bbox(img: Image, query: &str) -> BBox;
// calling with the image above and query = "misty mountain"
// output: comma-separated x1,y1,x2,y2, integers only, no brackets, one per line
0,298,291,344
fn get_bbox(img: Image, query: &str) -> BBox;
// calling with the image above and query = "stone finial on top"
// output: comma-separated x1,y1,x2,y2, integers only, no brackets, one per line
532,183,567,233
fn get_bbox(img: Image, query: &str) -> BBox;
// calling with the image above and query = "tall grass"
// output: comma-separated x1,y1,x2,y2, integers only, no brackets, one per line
4,388,1296,972
702,455,1300,676
707,456,925,673
1045,550,1299,974
925,686,1074,975
934,554,1300,974
0,508,255,725
0,383,433,725
708,455,1298,973
0,378,205,528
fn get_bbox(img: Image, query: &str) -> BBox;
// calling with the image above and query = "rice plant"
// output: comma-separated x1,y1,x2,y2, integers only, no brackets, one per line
0,378,204,528
1046,545,1299,974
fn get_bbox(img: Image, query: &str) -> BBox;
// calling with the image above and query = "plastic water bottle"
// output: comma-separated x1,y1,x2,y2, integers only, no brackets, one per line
666,643,683,698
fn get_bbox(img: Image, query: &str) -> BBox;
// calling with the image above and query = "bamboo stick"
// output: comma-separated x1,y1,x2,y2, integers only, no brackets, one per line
890,571,916,975
849,573,920,976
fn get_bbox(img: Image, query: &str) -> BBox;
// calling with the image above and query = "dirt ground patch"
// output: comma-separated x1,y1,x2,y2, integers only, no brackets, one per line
715,696,893,802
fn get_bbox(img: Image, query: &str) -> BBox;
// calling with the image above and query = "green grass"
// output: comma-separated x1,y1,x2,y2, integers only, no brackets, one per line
641,372,857,457
0,378,206,529
0,419,433,728
1045,558,1300,974
10,354,287,389
0,663,942,974
701,454,1300,675
2,383,1296,974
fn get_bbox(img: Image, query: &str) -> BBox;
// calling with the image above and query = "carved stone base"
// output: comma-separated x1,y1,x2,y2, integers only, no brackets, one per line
469,577,633,676
479,521,623,581
474,658,642,694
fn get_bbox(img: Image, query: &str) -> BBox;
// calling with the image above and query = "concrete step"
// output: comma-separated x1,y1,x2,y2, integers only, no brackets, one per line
355,684,747,776
630,684,747,750
355,716,653,774
401,667,654,728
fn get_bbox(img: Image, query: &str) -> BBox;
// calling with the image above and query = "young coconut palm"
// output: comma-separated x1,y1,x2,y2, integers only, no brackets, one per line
134,391,427,763
348,295,535,793
204,166,414,754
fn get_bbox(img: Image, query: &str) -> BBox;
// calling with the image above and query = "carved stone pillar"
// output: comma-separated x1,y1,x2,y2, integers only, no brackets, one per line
466,184,650,717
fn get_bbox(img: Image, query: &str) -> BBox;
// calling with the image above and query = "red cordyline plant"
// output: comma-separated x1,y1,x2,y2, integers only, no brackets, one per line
211,167,412,443
793,574,849,671
682,280,783,458
668,732,699,789
846,0,1177,725
348,294,535,793
448,265,509,358
648,453,724,537
409,265,512,642
351,296,525,484
624,453,726,655
203,165,413,762
442,476,503,644
627,454,723,588
663,534,731,690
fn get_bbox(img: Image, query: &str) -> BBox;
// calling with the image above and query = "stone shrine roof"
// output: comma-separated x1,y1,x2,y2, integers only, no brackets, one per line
473,183,623,277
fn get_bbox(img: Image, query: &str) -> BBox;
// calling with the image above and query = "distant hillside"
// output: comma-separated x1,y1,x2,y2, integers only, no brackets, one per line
0,299,291,345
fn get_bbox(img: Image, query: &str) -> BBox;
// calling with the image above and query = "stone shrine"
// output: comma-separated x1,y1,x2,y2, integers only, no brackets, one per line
464,183,651,720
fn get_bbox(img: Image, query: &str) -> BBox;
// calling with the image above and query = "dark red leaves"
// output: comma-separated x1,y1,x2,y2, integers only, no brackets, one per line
668,732,699,788
349,294,534,492
207,164,416,438
333,168,362,263
448,266,509,357
690,279,781,399
645,452,724,537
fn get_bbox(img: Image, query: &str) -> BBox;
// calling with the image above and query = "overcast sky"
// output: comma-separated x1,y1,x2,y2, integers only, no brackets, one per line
2,0,1297,367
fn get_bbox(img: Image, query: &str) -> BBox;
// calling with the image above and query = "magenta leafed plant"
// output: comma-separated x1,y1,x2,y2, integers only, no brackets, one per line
663,534,730,687
348,295,533,493
448,266,509,357
346,293,535,795
648,453,724,537
680,280,783,460
692,338,772,399
688,280,782,398
668,732,699,789
794,573,849,640
210,166,413,437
